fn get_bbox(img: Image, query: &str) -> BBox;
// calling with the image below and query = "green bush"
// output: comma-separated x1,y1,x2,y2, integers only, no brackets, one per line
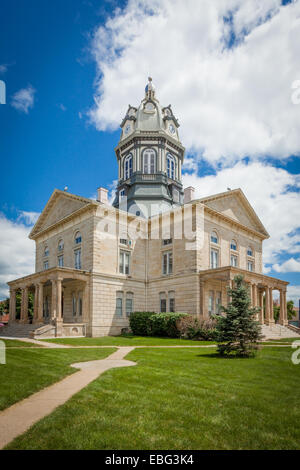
148,312,188,337
176,316,217,341
129,312,188,337
129,312,156,336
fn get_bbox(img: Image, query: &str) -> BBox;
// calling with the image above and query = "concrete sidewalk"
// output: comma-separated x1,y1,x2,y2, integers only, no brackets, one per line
0,347,136,449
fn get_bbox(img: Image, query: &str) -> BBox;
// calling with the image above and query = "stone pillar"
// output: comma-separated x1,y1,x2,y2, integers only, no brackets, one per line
279,289,287,325
33,284,39,323
82,282,89,323
251,284,258,320
178,159,182,180
37,283,44,322
199,280,205,317
265,286,270,325
258,289,264,324
20,287,29,324
51,280,57,322
268,287,274,324
56,279,62,322
9,288,16,323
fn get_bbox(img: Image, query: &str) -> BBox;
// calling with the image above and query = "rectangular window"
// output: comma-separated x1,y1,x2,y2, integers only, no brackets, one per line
120,238,128,245
208,290,214,315
210,249,219,269
160,298,167,313
162,251,173,275
44,261,49,270
116,292,123,317
216,291,222,314
163,238,172,246
74,249,81,269
125,294,133,317
247,261,253,272
72,294,77,316
169,297,175,313
58,255,64,267
230,255,238,267
119,251,130,274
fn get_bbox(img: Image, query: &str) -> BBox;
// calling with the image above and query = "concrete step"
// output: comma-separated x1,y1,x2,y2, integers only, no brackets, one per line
0,323,44,338
261,324,300,340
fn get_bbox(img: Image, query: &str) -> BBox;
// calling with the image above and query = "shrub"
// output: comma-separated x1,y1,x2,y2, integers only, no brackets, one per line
129,312,156,336
176,316,217,341
129,311,188,337
147,312,188,337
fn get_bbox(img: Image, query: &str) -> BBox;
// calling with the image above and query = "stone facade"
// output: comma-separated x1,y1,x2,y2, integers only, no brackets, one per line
7,79,289,336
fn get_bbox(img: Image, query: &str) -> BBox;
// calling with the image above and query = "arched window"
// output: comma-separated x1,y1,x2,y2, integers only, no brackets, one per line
75,231,82,244
167,153,175,179
247,246,253,257
230,239,237,251
58,239,64,251
44,246,49,257
143,148,156,174
211,231,218,244
124,154,133,180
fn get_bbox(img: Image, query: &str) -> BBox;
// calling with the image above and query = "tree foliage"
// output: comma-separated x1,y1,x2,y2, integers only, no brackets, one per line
215,275,262,357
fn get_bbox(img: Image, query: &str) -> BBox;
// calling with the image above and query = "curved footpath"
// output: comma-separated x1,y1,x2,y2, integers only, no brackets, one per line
0,347,136,449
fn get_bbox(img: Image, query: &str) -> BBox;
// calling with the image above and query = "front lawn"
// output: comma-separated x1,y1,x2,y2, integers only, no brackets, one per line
6,346,300,450
0,338,43,348
0,347,115,411
42,335,216,347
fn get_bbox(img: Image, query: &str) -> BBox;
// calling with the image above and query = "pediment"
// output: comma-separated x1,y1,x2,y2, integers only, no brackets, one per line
200,189,269,237
30,190,95,238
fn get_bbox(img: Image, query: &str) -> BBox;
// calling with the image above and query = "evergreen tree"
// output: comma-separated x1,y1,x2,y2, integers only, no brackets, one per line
215,274,262,357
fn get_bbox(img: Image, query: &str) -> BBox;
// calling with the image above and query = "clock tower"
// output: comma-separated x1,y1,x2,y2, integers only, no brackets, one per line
113,78,185,218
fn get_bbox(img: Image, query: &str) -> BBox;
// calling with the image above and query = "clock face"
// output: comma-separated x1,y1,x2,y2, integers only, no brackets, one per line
169,123,176,135
145,102,155,111
124,123,131,135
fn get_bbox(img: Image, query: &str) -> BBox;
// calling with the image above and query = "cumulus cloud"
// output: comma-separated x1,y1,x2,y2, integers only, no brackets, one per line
11,85,36,114
17,211,40,226
88,0,300,164
273,258,300,273
287,285,300,305
0,214,35,299
181,161,300,266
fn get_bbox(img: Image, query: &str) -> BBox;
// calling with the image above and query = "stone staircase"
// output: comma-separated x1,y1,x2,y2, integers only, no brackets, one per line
0,323,44,338
261,323,300,340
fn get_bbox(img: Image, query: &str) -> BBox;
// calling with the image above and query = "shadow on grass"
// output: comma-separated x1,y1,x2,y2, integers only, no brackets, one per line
196,352,257,360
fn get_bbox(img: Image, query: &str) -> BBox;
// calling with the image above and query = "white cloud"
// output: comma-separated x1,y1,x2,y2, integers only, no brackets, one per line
273,258,300,273
287,285,300,305
0,64,7,74
11,85,36,114
17,211,40,225
181,161,300,265
0,214,35,299
88,0,300,164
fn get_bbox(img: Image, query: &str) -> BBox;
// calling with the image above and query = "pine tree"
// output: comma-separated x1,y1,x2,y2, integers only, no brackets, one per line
215,274,262,357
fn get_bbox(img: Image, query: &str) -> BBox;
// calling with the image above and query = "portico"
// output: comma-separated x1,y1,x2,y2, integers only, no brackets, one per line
199,266,289,325
8,267,90,336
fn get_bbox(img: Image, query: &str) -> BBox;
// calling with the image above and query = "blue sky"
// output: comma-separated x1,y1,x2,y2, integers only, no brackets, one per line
0,0,299,303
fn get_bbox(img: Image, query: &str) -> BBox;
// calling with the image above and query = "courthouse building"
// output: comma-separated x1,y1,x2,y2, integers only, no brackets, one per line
8,78,289,337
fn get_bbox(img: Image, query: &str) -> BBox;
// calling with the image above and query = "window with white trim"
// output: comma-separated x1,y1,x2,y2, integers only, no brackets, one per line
160,292,167,313
247,247,253,257
74,249,81,269
143,148,156,174
210,249,219,269
119,251,130,275
125,292,133,317
58,255,64,267
230,254,238,267
124,154,133,179
247,261,254,272
167,153,175,179
75,231,82,244
116,291,123,317
162,251,173,275
44,261,49,270
230,239,237,251
211,231,218,244
169,291,175,312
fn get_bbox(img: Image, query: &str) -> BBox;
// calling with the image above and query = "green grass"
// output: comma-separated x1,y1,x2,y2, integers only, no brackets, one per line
263,337,300,343
0,338,43,348
0,347,115,411
6,346,300,450
42,335,216,346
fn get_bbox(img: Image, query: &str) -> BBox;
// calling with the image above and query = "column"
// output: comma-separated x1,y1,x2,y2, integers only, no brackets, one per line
249,283,253,306
33,284,39,323
269,287,274,324
20,287,29,324
251,284,258,320
37,283,44,322
82,282,89,323
51,279,57,322
199,280,205,317
265,286,270,325
283,289,287,325
56,279,62,322
258,289,264,324
9,288,16,323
